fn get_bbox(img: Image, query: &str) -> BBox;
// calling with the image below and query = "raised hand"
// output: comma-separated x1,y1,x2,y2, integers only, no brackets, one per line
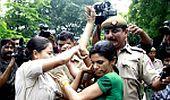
128,24,144,35
54,70,70,87
85,6,96,23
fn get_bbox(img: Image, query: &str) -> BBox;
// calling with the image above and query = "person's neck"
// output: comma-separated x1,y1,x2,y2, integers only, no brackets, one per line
116,41,126,53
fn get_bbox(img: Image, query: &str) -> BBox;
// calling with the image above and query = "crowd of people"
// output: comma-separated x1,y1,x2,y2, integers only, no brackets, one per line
0,5,170,100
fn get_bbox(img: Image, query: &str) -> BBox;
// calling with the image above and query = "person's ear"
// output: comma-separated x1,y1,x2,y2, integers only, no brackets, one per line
110,57,117,66
124,28,128,35
32,50,39,59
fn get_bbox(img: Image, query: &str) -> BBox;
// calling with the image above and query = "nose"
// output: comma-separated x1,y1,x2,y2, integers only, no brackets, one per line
93,63,99,70
106,30,116,40
107,30,114,36
7,47,13,51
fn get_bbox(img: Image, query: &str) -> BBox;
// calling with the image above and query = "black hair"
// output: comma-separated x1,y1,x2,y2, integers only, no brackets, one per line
89,40,119,74
57,31,75,42
25,36,51,59
0,38,15,49
90,40,117,61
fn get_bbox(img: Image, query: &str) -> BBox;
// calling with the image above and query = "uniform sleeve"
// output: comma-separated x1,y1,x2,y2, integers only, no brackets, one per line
141,54,159,85
97,75,112,94
23,60,43,79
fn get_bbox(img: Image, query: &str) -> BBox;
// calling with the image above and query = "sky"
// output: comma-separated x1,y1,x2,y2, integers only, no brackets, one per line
0,0,132,15
110,0,132,13
0,0,8,15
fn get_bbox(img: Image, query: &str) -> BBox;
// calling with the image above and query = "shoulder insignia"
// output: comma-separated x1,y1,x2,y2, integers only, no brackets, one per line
130,47,146,53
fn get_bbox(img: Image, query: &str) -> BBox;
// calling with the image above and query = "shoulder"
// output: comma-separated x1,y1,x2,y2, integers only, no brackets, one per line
130,46,146,54
103,72,123,83
155,58,162,62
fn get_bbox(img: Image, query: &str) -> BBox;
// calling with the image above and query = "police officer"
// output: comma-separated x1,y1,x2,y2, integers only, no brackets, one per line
100,16,170,100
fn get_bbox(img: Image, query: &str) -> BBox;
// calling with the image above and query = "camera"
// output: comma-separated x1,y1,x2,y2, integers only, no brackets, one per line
160,64,170,81
11,38,28,66
38,24,52,38
159,20,170,35
93,1,117,25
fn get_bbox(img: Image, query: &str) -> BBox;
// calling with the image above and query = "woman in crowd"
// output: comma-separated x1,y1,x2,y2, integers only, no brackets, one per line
56,40,124,100
15,36,79,100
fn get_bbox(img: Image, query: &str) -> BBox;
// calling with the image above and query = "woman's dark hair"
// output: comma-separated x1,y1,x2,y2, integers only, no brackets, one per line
25,36,50,59
90,40,117,61
89,40,119,74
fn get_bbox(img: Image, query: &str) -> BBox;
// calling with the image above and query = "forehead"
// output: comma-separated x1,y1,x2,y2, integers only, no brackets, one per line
42,43,53,51
57,39,73,44
2,42,14,47
91,53,107,61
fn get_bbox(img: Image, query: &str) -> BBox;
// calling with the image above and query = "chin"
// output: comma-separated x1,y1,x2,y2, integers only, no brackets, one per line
95,73,104,77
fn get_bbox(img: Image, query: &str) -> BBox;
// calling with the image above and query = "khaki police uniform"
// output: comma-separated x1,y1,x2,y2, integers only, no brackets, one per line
15,60,61,100
101,15,159,100
117,44,159,100
49,55,86,97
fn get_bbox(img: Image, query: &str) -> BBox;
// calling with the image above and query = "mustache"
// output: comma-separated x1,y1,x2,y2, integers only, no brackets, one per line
4,51,13,55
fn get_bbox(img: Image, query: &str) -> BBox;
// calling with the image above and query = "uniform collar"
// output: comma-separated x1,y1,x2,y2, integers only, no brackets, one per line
119,43,132,54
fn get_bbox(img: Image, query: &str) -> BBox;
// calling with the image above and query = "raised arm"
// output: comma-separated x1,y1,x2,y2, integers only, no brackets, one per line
78,6,96,49
78,6,96,68
128,24,153,45
42,45,80,72
56,71,103,100
0,57,16,87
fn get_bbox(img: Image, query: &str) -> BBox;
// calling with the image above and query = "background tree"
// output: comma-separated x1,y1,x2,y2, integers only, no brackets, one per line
49,0,95,37
2,0,97,39
4,0,51,39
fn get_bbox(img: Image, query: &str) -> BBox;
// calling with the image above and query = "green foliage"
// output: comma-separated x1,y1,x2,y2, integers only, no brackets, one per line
4,0,50,38
50,0,96,36
128,0,170,38
0,18,18,39
1,0,98,39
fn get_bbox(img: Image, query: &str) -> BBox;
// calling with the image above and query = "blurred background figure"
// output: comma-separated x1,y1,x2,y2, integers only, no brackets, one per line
149,20,170,100
38,23,59,54
157,20,170,61
0,38,18,100
57,30,76,52
11,38,27,67
144,47,163,100
148,47,163,73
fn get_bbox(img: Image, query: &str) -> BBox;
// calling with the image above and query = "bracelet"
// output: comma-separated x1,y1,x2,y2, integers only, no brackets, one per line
79,54,88,60
62,80,70,87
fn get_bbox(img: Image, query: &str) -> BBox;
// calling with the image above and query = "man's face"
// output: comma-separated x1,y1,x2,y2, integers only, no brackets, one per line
163,57,170,66
1,43,14,59
148,51,156,61
57,39,75,52
35,43,54,59
104,27,127,50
